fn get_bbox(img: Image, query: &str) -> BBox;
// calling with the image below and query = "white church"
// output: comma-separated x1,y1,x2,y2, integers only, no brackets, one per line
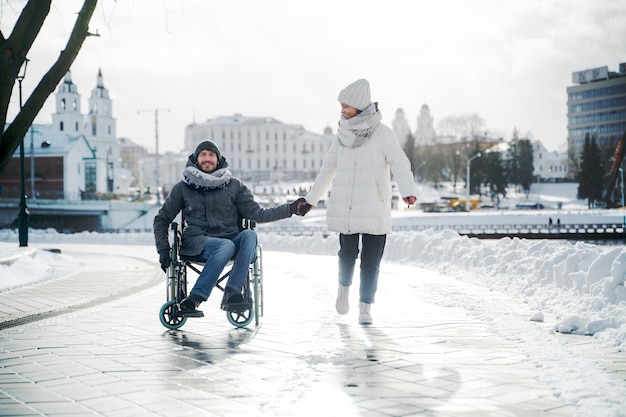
3,69,130,201
50,69,128,196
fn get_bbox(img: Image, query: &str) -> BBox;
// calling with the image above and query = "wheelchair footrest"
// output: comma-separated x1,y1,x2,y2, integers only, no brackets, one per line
179,310,204,318
221,301,252,313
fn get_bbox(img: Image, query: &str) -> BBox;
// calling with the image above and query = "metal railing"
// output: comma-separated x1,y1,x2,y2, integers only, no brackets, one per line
254,222,625,240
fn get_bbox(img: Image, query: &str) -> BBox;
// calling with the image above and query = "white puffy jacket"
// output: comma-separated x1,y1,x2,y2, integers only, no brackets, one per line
305,123,417,235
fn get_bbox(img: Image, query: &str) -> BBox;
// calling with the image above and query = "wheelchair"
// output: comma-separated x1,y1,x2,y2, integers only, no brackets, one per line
159,219,264,330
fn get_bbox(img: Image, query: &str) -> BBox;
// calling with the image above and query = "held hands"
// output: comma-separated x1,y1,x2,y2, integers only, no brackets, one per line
297,199,313,216
403,196,417,207
290,197,313,216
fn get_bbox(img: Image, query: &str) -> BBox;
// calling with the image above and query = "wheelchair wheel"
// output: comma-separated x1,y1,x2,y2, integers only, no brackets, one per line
160,300,187,330
226,307,254,328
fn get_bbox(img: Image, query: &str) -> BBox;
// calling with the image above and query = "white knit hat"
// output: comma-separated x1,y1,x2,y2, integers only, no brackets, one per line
338,78,371,111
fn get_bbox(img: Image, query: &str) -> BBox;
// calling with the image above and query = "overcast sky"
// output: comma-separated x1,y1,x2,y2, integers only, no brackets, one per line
4,0,626,153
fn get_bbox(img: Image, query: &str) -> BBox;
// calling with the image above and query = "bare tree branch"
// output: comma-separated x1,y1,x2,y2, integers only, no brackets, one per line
0,0,50,130
0,0,98,171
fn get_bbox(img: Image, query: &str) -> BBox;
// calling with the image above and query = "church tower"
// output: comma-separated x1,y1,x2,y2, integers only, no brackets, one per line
392,108,411,147
87,68,116,141
52,71,84,134
415,104,435,145
86,69,118,193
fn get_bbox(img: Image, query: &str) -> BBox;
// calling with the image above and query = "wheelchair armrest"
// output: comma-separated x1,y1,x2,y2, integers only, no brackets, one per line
241,218,256,230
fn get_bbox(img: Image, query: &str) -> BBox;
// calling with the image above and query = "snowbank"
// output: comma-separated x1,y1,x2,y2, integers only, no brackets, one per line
1,225,624,352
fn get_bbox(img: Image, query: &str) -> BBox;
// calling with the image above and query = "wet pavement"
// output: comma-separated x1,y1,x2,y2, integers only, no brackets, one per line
1,244,625,416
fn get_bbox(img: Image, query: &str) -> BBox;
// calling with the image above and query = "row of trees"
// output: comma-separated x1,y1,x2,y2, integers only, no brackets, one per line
403,126,621,209
402,127,535,207
577,133,609,208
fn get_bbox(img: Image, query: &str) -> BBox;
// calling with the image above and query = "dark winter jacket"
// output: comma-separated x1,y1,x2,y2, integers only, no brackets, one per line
153,155,292,257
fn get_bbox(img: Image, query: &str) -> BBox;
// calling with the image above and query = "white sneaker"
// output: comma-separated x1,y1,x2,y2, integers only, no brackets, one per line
358,302,373,325
335,285,350,315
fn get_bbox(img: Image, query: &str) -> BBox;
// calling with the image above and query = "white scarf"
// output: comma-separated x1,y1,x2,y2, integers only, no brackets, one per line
337,102,382,148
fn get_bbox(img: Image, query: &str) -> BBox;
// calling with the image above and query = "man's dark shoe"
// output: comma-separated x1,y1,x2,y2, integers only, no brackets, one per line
221,287,247,311
178,294,204,318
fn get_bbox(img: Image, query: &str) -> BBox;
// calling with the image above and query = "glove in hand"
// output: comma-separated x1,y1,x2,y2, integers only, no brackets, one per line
296,199,313,216
290,198,307,215
158,249,171,272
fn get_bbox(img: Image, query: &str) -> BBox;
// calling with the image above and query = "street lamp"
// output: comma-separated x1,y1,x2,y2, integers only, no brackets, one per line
414,160,426,181
619,167,625,231
138,108,170,204
465,152,481,212
29,127,40,200
16,58,29,247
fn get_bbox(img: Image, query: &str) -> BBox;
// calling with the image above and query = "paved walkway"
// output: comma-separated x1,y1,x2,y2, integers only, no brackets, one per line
1,245,625,416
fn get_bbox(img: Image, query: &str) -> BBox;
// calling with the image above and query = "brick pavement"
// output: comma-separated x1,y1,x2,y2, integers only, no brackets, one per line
1,246,625,416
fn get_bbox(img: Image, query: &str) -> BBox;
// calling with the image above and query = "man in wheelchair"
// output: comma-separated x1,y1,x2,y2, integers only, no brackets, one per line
153,140,309,317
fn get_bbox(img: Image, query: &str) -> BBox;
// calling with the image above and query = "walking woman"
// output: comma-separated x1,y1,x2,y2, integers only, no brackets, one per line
300,78,417,324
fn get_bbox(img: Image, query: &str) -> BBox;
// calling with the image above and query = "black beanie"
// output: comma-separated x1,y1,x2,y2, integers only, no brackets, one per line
193,140,221,163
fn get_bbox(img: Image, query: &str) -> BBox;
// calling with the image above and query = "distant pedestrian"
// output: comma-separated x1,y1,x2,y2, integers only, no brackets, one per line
548,217,553,231
297,78,418,325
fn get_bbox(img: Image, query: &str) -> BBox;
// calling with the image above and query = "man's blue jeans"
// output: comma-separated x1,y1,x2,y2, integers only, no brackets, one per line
338,233,387,304
188,229,258,301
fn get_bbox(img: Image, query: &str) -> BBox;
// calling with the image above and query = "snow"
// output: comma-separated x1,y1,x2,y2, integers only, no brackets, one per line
0,182,625,415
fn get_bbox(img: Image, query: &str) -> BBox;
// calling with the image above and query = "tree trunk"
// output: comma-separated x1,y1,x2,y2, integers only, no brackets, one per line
0,0,98,171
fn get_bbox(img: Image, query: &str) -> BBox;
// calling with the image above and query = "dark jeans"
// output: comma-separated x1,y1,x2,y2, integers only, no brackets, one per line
338,233,387,304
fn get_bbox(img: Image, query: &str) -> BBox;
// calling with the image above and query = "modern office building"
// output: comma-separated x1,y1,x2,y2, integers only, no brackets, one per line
566,63,626,174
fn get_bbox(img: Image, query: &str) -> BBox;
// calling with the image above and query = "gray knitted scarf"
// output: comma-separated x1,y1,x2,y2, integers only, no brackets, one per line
182,157,232,190
337,102,382,148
